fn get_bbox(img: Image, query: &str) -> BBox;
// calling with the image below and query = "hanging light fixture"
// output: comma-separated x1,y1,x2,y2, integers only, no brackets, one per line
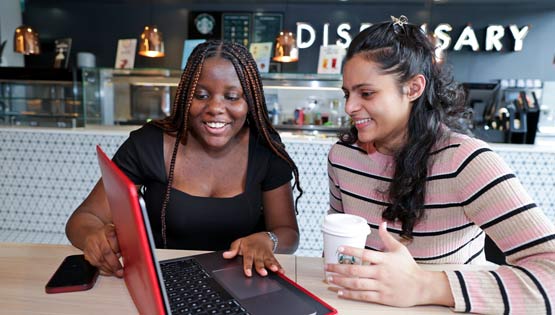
13,25,41,55
138,25,165,57
273,31,298,62
272,1,298,63
138,0,164,58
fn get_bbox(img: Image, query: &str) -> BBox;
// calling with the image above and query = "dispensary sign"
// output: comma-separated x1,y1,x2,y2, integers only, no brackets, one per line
296,22,530,52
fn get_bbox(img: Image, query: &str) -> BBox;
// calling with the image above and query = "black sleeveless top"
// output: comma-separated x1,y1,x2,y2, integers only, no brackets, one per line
112,124,293,250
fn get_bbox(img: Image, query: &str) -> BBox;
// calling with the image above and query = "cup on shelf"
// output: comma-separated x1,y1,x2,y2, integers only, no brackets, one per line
77,52,96,68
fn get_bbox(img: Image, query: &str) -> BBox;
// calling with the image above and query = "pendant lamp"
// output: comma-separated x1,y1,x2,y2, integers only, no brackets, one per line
138,25,165,57
272,1,298,63
13,25,41,55
273,31,298,62
138,0,164,58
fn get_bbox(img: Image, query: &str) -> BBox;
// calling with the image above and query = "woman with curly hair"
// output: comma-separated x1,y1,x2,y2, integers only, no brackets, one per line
325,16,555,313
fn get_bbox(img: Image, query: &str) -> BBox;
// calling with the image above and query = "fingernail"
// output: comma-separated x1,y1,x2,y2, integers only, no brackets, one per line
327,276,333,283
246,269,252,277
337,246,344,252
338,290,343,296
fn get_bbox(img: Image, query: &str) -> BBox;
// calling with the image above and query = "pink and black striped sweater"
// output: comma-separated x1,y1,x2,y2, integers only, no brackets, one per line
327,132,555,314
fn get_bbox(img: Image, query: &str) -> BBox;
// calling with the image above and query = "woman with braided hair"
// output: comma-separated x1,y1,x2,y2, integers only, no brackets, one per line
66,40,302,278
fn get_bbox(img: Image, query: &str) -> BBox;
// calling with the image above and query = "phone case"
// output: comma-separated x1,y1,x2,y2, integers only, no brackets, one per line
45,254,100,294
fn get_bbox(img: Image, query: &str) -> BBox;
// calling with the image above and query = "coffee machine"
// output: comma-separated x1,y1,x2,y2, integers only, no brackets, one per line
464,82,541,144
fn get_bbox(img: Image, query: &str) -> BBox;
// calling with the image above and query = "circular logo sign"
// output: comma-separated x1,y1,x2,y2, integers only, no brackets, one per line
195,13,216,35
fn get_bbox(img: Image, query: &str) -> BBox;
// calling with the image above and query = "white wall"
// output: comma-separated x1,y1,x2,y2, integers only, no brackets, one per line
0,0,24,67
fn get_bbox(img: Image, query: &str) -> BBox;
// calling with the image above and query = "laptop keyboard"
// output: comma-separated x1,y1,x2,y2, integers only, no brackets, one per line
161,258,250,315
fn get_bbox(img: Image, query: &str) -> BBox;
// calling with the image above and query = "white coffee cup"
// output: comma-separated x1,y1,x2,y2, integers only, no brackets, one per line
77,52,96,68
321,213,371,278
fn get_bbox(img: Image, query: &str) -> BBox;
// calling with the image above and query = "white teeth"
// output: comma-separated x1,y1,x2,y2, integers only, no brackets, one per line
205,122,227,129
355,118,372,124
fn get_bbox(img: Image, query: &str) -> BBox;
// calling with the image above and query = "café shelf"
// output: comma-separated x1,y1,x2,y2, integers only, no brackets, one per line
0,67,84,128
260,73,348,134
82,68,348,134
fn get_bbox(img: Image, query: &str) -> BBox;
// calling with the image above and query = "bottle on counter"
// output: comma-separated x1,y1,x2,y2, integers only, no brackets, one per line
321,110,330,125
294,108,304,125
269,102,280,125
313,100,322,125
314,112,322,126
304,97,320,125
329,99,340,126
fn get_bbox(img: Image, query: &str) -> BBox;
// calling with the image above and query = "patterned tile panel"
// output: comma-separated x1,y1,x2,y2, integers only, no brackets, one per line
0,128,553,258
285,141,334,256
0,129,125,246
494,150,555,219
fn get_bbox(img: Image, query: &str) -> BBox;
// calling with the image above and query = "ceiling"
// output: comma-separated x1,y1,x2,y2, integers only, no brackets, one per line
28,0,555,5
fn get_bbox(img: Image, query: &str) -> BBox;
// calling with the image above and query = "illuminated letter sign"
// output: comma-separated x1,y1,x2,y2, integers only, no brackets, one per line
453,25,480,51
434,23,453,51
323,23,330,47
297,22,316,49
509,24,529,51
294,22,529,53
336,23,351,48
485,25,504,51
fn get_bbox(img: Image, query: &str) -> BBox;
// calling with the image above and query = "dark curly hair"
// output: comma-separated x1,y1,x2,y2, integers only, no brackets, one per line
340,19,471,239
151,40,302,248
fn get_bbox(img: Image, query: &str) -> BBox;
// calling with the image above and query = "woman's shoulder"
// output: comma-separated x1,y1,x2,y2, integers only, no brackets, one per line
329,140,366,157
252,128,290,156
129,123,163,139
430,131,504,174
120,123,164,158
433,131,491,156
131,123,163,135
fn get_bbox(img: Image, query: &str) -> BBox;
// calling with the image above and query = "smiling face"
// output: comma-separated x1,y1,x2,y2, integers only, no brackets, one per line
342,54,413,155
188,57,249,151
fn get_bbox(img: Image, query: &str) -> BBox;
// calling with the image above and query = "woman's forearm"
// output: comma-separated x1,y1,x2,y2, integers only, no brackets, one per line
272,226,299,254
419,270,455,307
65,211,107,250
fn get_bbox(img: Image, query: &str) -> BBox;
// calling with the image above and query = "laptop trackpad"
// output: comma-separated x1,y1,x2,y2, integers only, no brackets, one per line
212,267,317,315
212,267,282,300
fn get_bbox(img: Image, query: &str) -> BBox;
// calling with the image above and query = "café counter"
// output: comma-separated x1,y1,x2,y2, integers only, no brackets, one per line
0,126,554,257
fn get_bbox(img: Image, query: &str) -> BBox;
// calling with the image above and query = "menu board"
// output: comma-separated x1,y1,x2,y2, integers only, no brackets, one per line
253,13,283,43
222,13,251,46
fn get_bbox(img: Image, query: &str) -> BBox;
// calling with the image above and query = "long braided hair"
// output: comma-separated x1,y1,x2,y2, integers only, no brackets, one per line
151,40,302,248
341,20,470,240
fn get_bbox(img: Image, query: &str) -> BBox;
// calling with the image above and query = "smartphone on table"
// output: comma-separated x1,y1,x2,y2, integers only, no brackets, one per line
45,254,100,294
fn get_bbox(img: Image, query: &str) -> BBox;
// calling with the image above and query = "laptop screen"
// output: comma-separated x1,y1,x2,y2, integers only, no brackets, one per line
96,145,169,315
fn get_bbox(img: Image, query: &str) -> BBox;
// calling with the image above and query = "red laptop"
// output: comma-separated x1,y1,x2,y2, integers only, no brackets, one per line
96,145,337,315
